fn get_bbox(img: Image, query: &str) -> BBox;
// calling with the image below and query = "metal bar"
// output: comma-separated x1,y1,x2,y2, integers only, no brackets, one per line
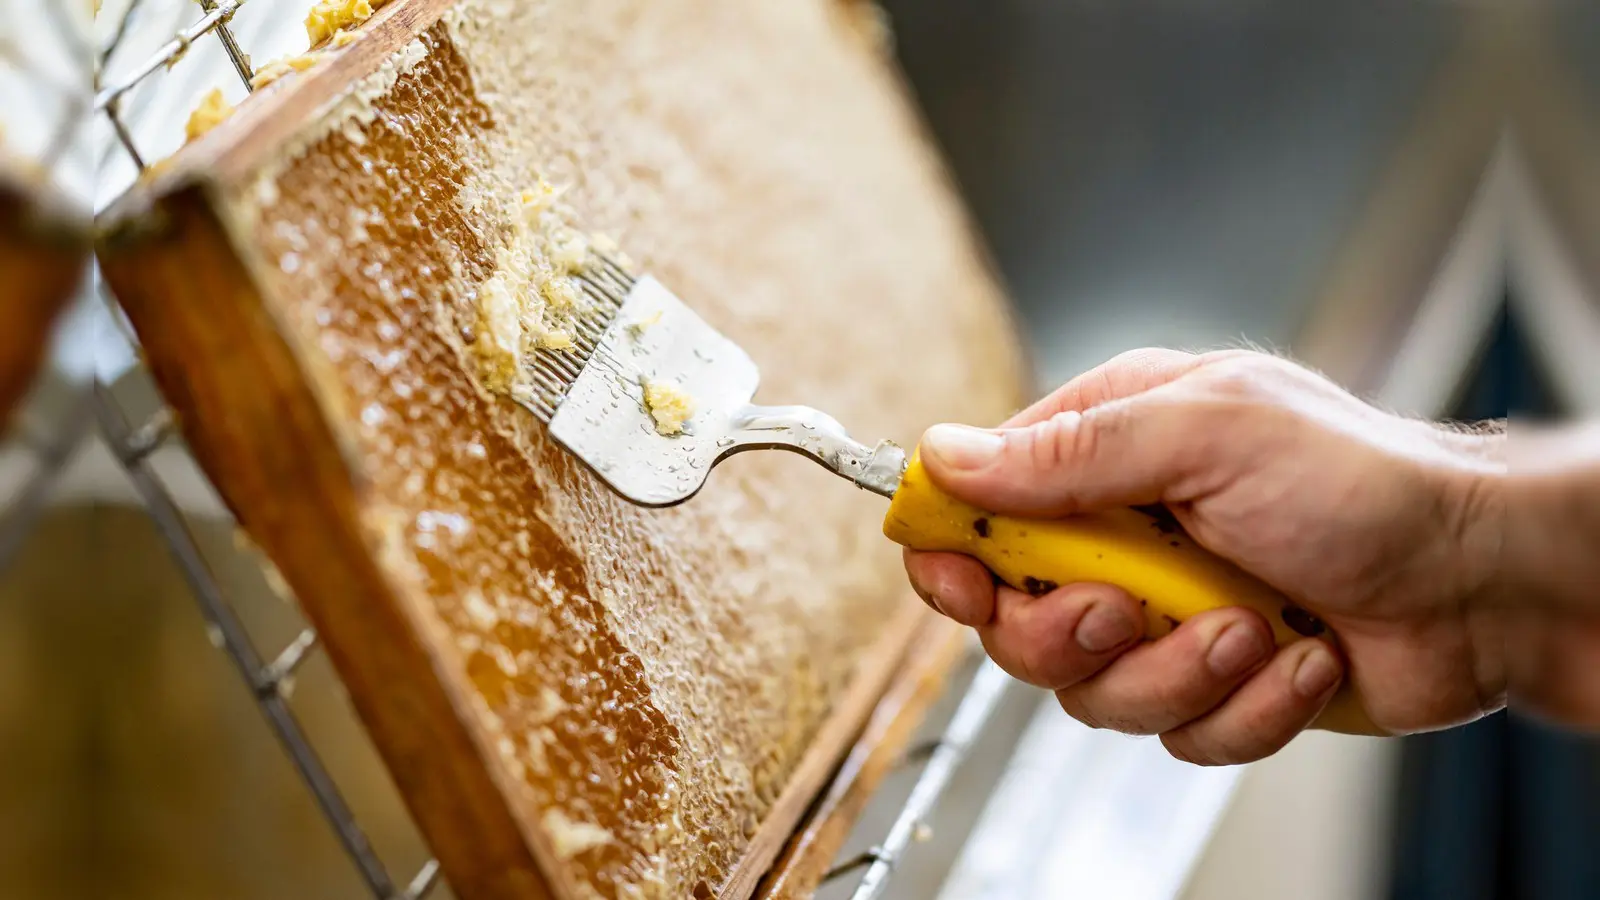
822,850,885,884
197,0,255,87
93,0,250,112
105,100,148,171
404,860,443,900
118,407,175,463
898,738,943,768
91,383,400,900
845,661,1012,900
259,627,318,697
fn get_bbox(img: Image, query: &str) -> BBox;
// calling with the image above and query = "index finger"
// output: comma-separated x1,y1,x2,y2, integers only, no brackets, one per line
1003,348,1209,429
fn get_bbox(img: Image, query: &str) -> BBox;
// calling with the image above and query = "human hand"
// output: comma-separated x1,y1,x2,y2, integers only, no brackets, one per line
904,348,1504,764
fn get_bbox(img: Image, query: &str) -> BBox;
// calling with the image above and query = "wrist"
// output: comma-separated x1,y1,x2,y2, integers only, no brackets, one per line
1439,426,1506,611
1434,426,1509,715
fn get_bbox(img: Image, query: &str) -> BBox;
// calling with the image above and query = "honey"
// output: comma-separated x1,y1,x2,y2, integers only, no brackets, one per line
184,89,234,143
245,32,690,893
641,379,695,436
305,0,385,47
250,52,326,90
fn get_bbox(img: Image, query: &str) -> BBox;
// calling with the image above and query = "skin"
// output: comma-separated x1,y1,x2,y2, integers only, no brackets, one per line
1500,421,1600,726
903,347,1539,766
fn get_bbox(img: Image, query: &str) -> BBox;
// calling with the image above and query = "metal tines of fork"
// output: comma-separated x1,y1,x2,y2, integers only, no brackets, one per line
522,253,641,421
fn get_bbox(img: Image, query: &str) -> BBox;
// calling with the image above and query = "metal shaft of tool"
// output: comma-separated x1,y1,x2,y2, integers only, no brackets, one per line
724,404,907,498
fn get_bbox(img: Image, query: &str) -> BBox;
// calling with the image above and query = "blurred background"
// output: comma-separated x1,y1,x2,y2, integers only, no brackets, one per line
3,1,1599,899
876,2,1600,899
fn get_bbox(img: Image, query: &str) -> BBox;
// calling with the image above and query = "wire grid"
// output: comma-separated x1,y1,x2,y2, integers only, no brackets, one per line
87,3,1008,898
94,0,256,170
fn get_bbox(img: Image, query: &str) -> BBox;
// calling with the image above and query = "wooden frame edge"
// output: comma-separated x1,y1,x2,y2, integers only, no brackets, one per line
0,171,87,420
95,183,554,900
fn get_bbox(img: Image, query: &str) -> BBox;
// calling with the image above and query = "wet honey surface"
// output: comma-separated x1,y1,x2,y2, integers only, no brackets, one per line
236,3,1023,897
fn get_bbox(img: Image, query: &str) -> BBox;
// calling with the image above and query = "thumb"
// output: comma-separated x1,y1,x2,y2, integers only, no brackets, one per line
917,392,1221,517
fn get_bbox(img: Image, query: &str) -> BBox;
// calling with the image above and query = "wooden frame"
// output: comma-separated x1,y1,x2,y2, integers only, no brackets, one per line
96,2,1024,898
0,170,84,421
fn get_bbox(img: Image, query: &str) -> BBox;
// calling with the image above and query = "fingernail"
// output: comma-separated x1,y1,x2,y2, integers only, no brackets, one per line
1293,645,1342,698
1075,603,1138,653
1206,623,1271,678
922,424,1003,471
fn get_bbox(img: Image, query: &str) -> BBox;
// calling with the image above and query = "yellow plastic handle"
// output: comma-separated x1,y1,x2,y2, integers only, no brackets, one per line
883,449,1383,736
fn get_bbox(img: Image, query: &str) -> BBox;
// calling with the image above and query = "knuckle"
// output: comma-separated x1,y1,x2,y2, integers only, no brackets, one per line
1088,366,1118,406
982,629,1042,689
1154,682,1203,730
1051,413,1077,471
1019,638,1062,689
1107,346,1193,372
1198,348,1261,367
1105,348,1159,368
1062,407,1104,468
1013,638,1046,688
1018,411,1085,475
1197,359,1269,401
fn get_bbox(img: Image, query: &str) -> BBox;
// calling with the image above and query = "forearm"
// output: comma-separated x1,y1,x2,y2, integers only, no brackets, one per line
1494,420,1600,727
1503,420,1600,613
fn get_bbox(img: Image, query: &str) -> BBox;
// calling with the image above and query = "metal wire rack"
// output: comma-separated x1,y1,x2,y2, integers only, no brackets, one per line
94,0,257,171
81,3,1012,898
